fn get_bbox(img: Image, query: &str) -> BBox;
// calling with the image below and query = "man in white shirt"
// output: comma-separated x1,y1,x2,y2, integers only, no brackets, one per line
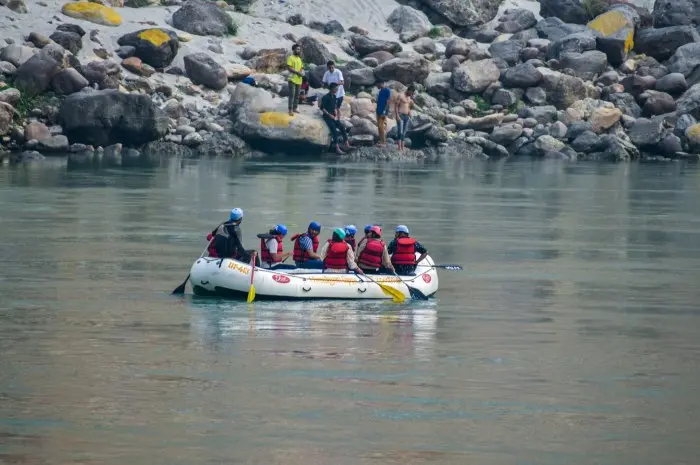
322,60,345,117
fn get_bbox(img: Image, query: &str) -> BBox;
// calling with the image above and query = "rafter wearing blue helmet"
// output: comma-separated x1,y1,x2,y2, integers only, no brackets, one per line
258,223,295,269
291,221,324,269
344,225,358,252
388,225,429,276
210,208,256,264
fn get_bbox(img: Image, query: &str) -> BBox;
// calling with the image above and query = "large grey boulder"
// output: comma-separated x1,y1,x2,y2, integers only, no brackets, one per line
117,29,179,68
540,70,594,110
628,118,664,147
0,44,35,67
502,62,542,88
373,56,431,85
536,17,587,41
49,31,83,55
51,67,89,95
227,84,331,152
608,92,642,118
418,0,504,27
652,0,700,28
642,91,676,116
656,73,688,95
172,0,236,37
488,40,523,66
634,26,700,62
451,59,500,93
184,53,227,90
350,35,401,56
348,67,376,87
667,43,700,78
539,0,588,24
58,90,169,146
298,36,333,66
559,51,607,80
548,32,597,60
496,8,537,33
424,72,452,95
677,83,700,118
387,5,432,42
13,50,62,96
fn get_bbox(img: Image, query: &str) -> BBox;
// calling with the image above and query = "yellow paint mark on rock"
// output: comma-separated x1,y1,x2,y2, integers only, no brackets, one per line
62,1,122,26
686,124,700,142
138,29,171,47
259,112,293,127
588,10,635,53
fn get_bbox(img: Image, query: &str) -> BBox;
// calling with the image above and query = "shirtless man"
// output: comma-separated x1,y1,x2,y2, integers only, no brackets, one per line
395,85,415,152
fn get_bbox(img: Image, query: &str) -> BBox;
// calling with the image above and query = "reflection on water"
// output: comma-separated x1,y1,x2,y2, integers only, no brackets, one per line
1,158,700,464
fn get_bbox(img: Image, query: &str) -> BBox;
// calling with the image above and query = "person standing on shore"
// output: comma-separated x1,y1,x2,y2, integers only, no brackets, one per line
395,85,415,152
375,81,392,147
287,44,304,116
320,83,352,154
322,61,345,118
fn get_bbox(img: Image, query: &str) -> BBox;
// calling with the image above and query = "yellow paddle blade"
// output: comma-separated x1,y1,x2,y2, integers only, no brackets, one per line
247,284,256,303
377,283,405,303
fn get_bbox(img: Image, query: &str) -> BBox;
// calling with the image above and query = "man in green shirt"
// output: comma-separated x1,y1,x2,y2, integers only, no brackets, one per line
287,44,304,116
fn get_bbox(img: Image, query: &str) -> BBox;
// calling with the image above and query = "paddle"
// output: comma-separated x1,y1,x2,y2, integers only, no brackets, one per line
361,272,405,303
395,273,428,300
246,252,257,303
172,274,189,295
427,264,463,271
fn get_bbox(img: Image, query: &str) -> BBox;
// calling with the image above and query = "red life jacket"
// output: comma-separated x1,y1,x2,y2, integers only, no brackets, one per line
207,233,218,257
260,234,284,264
358,238,384,269
345,236,356,251
292,232,319,262
323,241,349,270
391,237,417,265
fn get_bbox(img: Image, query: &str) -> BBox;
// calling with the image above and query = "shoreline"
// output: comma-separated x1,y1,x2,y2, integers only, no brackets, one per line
1,0,700,165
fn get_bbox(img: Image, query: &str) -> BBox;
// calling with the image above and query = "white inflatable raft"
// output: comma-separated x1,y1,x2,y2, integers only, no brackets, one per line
189,254,439,300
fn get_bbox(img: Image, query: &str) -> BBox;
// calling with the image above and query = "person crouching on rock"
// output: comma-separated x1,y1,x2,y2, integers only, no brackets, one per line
319,228,364,274
320,82,353,154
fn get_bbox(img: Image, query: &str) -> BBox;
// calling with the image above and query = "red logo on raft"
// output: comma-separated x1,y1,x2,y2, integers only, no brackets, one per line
422,274,431,283
272,274,290,284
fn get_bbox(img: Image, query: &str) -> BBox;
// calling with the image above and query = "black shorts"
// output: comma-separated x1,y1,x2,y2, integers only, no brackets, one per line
336,96,344,108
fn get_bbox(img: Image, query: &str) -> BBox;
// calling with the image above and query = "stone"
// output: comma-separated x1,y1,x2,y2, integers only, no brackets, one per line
445,38,472,58
608,92,642,118
17,151,45,163
0,88,20,107
55,24,86,37
350,35,402,56
374,56,431,85
652,0,700,28
642,91,676,116
675,113,697,136
547,32,596,61
412,37,436,55
540,71,594,110
559,51,607,80
534,134,566,155
467,113,504,130
349,116,379,137
496,8,537,34
115,45,136,59
490,123,523,145
27,32,51,49
364,51,395,65
49,31,82,55
570,130,603,153
549,121,568,139
6,0,27,13
488,40,523,66
657,134,683,156
183,53,227,90
79,60,120,89
227,84,332,152
117,29,179,68
387,5,432,42
51,67,89,94
686,123,700,149
23,121,49,142
628,118,664,147
635,26,700,62
667,43,700,78
348,67,376,87
677,84,700,119
620,75,657,98
350,97,374,118
539,0,587,24
0,44,35,68
37,135,69,152
536,18,587,41
0,61,17,77
171,0,236,37
590,107,622,133
502,62,542,88
524,87,546,105
522,105,558,124
61,2,122,26
245,49,288,73
424,72,452,95
297,36,333,67
491,88,518,107
452,59,500,93
587,9,635,66
13,50,62,97
225,63,252,81
419,0,503,27
58,89,168,146
656,73,688,95
183,132,203,147
0,104,14,136
323,20,345,36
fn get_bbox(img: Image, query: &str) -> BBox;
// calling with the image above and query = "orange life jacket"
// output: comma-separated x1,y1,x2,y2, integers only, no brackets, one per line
358,238,385,269
323,241,349,270
391,237,416,265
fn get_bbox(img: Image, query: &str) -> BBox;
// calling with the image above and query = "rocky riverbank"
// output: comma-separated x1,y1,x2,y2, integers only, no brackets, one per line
1,0,700,166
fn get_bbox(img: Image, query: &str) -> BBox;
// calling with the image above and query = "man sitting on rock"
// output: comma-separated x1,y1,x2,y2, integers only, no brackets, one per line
320,83,352,154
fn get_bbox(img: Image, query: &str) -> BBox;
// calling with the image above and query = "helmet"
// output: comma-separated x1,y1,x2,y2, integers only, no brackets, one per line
274,224,288,236
396,224,410,234
345,225,357,236
364,224,373,233
333,227,346,240
370,225,382,236
229,208,244,221
308,221,321,231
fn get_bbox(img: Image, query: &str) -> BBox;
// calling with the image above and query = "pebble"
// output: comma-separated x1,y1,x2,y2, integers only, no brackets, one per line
176,125,196,135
